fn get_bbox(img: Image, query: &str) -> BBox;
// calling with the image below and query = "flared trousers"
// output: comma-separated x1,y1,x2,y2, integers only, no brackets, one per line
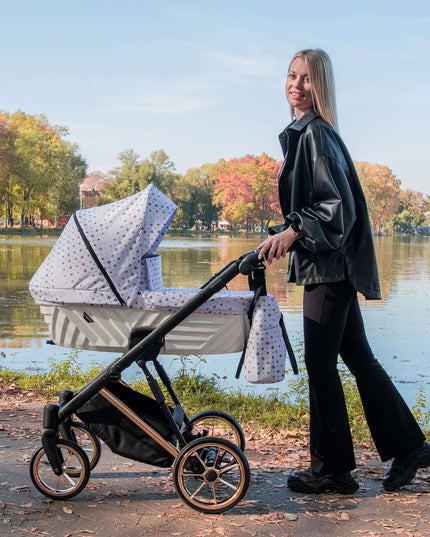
303,281,425,476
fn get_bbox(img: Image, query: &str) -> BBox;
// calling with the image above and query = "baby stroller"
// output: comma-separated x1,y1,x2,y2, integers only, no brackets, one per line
28,185,296,513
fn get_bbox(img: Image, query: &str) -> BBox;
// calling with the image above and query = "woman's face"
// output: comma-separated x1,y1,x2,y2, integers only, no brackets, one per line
286,57,313,119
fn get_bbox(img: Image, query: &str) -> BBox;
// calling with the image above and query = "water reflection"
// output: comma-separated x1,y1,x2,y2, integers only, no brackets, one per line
0,234,429,405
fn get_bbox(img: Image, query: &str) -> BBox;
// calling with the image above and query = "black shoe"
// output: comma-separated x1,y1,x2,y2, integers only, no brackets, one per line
383,442,430,491
287,468,359,494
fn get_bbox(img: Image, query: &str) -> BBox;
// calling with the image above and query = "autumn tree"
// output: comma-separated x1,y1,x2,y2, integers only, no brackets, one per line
215,154,282,231
215,157,252,229
0,113,20,226
10,113,51,225
392,189,427,232
249,154,283,231
81,171,114,195
0,111,86,227
424,195,430,224
355,162,401,232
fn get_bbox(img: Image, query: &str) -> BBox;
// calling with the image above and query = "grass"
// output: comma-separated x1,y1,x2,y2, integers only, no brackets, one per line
0,227,63,235
0,351,428,444
0,350,107,398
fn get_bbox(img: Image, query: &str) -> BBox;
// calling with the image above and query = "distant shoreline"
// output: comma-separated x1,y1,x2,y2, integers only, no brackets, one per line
0,227,63,236
1,227,428,238
0,227,263,238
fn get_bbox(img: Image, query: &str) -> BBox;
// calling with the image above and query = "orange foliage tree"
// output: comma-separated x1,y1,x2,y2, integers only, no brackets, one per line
214,154,282,231
355,162,401,232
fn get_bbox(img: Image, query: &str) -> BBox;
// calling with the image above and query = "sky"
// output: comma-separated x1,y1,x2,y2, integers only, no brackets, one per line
1,0,430,194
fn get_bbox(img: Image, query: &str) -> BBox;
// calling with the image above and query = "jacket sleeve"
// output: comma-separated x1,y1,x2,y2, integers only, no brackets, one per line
286,154,357,254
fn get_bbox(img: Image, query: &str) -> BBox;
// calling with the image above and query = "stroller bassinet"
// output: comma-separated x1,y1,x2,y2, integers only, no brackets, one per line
30,184,257,355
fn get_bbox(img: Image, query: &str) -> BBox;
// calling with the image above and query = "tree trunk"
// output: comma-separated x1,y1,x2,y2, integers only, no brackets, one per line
6,198,12,227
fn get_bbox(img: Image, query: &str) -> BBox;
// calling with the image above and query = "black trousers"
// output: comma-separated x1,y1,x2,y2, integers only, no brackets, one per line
303,281,425,476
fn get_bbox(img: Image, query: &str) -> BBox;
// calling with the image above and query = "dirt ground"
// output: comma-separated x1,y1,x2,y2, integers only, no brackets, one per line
1,382,430,537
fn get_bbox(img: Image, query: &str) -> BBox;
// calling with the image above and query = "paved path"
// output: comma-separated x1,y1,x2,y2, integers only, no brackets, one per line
1,394,429,536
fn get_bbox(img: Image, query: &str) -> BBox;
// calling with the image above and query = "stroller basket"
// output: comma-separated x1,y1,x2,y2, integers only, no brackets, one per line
76,381,175,468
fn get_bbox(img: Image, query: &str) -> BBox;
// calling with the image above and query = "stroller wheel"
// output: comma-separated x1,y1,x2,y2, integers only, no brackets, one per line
187,410,245,450
65,422,101,472
173,437,250,514
29,439,90,500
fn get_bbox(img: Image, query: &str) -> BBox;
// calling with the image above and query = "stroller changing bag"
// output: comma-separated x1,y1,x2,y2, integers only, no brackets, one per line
243,296,286,384
76,381,175,467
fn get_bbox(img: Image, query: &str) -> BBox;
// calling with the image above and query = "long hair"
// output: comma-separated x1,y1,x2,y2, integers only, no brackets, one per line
288,49,338,130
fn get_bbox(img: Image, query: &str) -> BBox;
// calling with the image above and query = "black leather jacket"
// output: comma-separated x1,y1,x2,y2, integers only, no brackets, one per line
278,109,381,300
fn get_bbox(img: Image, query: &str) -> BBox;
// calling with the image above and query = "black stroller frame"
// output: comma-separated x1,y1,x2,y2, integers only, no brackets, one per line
30,250,274,514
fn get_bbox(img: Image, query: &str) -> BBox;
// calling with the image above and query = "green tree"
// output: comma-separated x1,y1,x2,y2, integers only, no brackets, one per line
146,149,177,197
173,171,200,229
173,163,221,229
101,149,142,203
48,147,88,226
100,149,177,204
198,163,222,229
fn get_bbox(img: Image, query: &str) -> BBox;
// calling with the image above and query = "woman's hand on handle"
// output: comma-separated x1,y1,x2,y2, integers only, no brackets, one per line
257,227,300,264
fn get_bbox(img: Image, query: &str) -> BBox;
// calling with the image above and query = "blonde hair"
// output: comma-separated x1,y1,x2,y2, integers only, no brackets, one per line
288,48,338,130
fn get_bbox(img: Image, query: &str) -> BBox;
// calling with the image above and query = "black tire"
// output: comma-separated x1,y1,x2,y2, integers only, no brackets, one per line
172,437,250,514
187,410,245,451
67,422,101,471
29,439,90,500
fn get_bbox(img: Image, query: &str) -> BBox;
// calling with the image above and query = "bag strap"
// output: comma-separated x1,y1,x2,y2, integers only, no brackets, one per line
279,314,298,375
73,214,126,306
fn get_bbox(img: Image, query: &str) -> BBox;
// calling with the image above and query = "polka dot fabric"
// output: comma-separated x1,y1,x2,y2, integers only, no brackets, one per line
243,296,287,384
140,255,164,291
139,288,255,315
29,185,177,307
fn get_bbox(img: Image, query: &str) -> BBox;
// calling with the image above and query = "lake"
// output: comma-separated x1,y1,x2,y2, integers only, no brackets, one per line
0,233,429,406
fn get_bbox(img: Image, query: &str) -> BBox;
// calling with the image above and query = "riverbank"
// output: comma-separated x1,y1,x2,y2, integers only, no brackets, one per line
1,379,430,537
1,354,429,443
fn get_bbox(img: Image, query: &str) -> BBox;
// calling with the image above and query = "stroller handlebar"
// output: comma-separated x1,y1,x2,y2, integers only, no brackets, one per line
238,249,264,275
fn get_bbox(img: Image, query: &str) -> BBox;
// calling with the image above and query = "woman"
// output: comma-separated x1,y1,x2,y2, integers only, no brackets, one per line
258,48,430,494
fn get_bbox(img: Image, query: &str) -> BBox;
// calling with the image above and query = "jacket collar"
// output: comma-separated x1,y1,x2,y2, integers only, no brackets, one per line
285,108,319,134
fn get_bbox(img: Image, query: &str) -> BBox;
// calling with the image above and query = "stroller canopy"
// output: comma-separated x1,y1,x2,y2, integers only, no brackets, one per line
30,185,177,307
